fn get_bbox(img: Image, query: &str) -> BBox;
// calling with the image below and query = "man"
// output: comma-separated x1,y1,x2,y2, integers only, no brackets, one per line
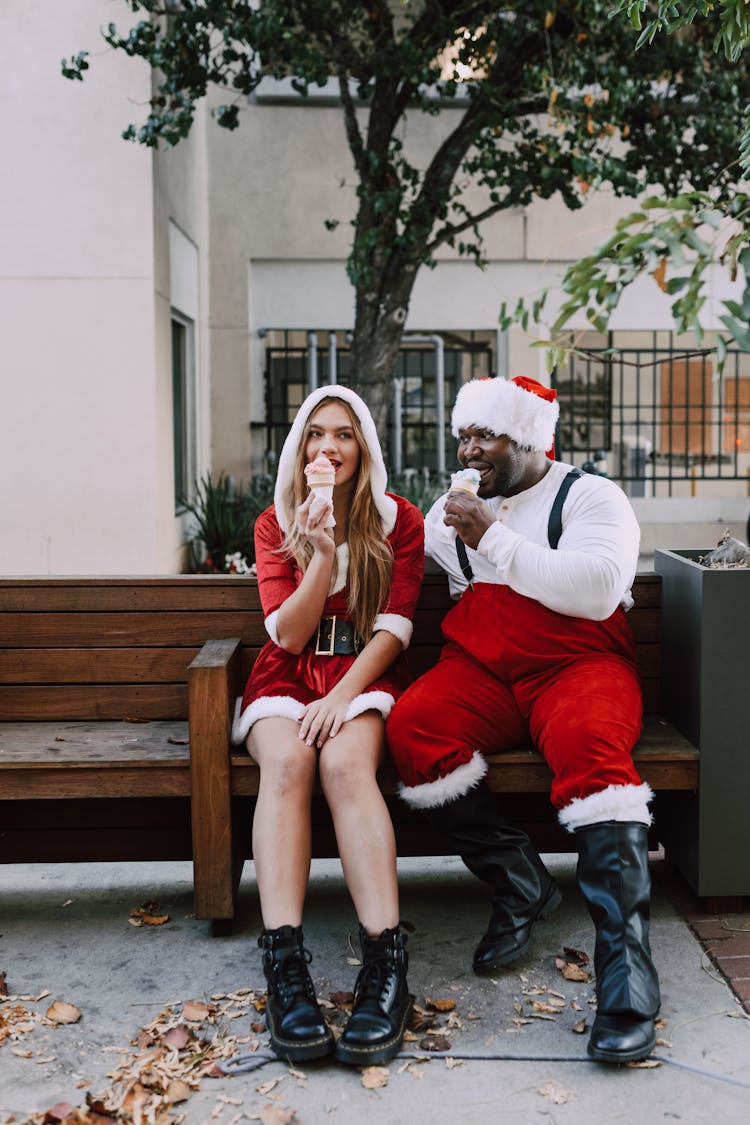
387,375,660,1064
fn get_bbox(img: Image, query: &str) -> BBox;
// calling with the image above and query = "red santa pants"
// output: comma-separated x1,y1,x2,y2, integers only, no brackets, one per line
387,583,643,810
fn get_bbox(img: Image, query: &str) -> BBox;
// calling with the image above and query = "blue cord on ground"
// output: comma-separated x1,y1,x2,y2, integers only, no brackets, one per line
217,1048,750,1089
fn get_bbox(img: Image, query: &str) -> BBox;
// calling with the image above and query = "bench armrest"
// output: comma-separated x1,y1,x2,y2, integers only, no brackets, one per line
188,638,242,920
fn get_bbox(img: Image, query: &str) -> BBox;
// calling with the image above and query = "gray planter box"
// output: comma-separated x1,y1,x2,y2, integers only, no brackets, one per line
654,547,750,899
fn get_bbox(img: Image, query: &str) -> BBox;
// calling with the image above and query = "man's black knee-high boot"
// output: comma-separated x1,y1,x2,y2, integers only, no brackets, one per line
259,925,334,1062
336,926,411,1065
430,781,561,973
575,822,661,1063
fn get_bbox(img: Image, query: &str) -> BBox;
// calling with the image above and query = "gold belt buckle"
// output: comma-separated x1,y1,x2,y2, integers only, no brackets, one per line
315,615,336,656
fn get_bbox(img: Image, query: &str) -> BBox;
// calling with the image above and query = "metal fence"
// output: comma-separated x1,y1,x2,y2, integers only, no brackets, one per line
264,342,750,497
556,347,750,497
264,341,493,475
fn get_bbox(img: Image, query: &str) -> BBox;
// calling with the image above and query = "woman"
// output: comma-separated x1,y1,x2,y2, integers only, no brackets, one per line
232,385,424,1065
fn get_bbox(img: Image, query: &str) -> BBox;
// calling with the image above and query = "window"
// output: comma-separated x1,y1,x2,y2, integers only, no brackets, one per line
172,313,197,512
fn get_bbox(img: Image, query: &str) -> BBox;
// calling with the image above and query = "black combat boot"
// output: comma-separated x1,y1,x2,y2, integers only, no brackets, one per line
259,925,334,1062
430,781,561,973
575,822,661,1063
335,926,411,1066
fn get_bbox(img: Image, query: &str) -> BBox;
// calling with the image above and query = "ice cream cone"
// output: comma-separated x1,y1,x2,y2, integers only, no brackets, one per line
449,468,481,496
305,456,336,527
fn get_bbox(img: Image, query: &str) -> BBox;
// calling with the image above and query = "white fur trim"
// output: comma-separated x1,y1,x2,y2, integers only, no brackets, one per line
558,782,654,833
372,612,413,649
451,377,559,452
273,385,397,536
345,690,395,721
398,751,488,809
329,543,349,596
230,695,304,744
264,609,280,644
229,690,395,745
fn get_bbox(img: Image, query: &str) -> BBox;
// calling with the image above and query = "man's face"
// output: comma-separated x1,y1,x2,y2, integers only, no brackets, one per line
456,426,532,498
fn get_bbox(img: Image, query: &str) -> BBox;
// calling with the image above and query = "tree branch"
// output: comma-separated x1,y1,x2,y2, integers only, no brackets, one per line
426,199,512,253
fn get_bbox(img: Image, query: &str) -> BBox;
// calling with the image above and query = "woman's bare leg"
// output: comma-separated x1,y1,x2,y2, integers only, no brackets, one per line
318,713,399,936
248,717,317,929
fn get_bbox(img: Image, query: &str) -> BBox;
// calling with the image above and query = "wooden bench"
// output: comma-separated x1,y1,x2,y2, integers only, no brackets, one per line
0,573,703,931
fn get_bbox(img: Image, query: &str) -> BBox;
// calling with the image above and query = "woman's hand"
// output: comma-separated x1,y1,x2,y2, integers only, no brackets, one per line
296,492,335,553
298,686,352,747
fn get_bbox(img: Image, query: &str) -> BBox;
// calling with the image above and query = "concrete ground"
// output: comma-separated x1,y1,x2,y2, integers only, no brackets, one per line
2,854,750,1125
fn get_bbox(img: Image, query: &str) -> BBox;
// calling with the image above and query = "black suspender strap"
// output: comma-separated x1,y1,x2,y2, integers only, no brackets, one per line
455,534,474,586
453,466,583,581
547,467,583,549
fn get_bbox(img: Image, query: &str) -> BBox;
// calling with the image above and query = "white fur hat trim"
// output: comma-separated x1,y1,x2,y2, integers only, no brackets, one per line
273,385,397,535
451,377,559,452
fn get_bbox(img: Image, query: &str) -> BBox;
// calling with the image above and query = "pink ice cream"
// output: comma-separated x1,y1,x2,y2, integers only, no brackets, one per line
305,455,336,527
304,455,336,488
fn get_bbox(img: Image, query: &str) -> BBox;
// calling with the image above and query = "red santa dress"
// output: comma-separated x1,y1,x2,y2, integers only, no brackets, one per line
232,493,424,744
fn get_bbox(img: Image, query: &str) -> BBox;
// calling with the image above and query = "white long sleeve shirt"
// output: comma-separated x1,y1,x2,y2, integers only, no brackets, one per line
425,460,640,620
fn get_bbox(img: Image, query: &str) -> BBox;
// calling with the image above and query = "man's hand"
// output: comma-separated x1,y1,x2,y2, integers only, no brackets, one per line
443,493,494,550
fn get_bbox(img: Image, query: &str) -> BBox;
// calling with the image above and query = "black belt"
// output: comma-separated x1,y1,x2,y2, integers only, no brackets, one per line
310,616,360,655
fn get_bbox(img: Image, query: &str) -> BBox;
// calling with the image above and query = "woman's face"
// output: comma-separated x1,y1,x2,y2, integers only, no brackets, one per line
304,401,362,490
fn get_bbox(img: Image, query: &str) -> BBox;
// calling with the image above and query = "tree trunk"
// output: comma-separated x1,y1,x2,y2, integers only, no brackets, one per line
348,272,417,453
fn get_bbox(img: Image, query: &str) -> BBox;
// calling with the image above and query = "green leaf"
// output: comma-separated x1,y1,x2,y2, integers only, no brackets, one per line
719,313,750,352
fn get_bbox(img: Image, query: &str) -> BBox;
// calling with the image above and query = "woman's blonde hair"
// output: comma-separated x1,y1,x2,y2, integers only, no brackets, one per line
280,397,393,645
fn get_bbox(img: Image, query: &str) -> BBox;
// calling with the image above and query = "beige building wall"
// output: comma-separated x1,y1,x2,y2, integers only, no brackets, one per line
0,0,209,575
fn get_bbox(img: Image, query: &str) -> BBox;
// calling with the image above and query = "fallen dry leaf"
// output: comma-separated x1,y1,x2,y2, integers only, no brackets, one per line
419,1033,451,1052
45,1001,81,1025
558,961,592,983
360,1065,389,1089
129,905,170,927
538,1080,574,1105
256,1077,282,1096
425,997,456,1012
409,1004,435,1033
528,1000,560,1015
162,1024,193,1050
182,1000,211,1023
444,1057,464,1069
0,972,8,997
625,1058,661,1069
39,1103,76,1122
572,1019,588,1034
563,946,590,966
259,1106,299,1125
329,991,354,1008
166,1079,192,1104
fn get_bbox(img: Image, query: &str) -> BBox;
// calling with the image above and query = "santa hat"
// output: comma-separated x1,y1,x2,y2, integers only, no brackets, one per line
273,384,397,535
451,376,559,456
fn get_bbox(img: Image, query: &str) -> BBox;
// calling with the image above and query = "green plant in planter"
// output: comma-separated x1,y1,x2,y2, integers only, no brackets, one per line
180,472,274,573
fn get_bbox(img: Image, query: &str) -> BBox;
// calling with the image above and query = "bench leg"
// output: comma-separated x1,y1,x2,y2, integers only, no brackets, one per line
189,641,242,925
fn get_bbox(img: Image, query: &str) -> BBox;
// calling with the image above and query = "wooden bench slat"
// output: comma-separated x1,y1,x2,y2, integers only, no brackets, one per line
0,686,188,721
0,583,260,612
0,720,190,762
0,649,197,684
0,612,267,648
